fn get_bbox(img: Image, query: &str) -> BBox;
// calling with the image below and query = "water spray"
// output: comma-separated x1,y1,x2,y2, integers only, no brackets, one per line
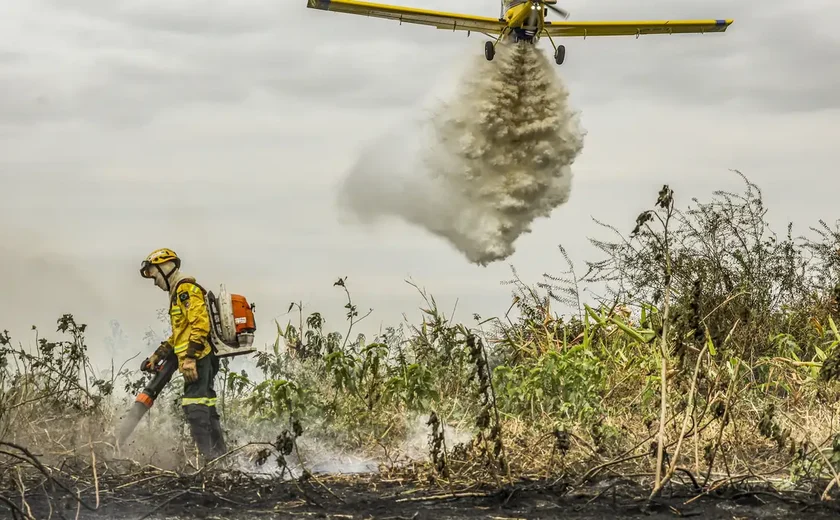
338,40,586,265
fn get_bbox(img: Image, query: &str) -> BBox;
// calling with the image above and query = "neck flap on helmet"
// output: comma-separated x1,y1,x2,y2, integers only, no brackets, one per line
141,260,178,292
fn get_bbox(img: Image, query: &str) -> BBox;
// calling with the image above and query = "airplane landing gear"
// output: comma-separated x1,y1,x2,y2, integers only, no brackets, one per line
542,30,565,66
485,27,510,62
554,44,565,65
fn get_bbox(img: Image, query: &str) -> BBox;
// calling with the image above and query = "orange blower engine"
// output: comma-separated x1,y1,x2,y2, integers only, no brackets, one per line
205,284,257,358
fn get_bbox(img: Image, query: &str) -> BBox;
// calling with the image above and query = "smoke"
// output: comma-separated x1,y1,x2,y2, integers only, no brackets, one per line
396,413,473,461
112,404,475,478
337,41,586,266
0,227,110,337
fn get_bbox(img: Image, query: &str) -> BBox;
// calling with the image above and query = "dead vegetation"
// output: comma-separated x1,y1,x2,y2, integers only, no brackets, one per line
3,171,840,518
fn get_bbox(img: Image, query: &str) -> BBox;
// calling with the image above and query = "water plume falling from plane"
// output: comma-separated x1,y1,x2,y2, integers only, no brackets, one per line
337,41,586,265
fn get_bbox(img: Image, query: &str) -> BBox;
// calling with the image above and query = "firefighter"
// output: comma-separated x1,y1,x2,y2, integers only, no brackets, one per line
139,248,228,461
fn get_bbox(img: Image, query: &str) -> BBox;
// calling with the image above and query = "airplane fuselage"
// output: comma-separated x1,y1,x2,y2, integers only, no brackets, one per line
484,1,566,64
502,0,547,43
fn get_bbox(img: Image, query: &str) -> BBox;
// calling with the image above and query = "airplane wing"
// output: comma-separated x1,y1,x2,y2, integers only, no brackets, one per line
306,0,506,34
543,19,733,38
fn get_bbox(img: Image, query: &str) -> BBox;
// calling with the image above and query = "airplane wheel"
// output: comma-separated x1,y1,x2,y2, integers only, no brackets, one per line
485,41,495,61
555,45,565,65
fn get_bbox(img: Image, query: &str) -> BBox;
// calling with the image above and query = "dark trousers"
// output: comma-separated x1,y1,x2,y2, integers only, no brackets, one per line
181,353,227,460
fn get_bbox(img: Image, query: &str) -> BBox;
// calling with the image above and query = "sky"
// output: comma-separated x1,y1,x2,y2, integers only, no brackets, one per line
1,0,839,372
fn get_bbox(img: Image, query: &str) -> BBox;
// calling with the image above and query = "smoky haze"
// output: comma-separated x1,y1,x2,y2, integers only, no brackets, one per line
0,227,112,339
337,41,586,266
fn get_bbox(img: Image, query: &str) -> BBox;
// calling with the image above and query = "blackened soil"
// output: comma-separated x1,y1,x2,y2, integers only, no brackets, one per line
13,474,840,520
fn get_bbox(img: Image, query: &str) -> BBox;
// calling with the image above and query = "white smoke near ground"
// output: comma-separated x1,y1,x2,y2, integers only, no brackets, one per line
109,350,476,478
113,408,474,479
396,413,473,461
226,413,474,478
337,41,586,265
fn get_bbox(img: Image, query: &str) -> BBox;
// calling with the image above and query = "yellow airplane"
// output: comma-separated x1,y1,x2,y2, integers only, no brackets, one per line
306,0,733,65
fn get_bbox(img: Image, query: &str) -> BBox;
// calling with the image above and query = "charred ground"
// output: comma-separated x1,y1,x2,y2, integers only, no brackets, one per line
9,463,840,520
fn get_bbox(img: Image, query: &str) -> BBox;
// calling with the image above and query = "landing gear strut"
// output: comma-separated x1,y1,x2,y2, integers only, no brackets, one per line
542,29,566,66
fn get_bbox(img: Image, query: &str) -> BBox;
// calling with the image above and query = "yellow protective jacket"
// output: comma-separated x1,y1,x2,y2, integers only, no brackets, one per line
156,276,213,365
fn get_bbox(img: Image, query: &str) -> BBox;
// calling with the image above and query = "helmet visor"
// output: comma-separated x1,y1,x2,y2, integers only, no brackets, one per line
139,260,154,278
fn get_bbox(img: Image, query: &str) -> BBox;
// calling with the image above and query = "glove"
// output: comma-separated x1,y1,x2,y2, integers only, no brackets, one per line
141,353,159,372
181,357,198,383
143,341,172,372
155,341,173,358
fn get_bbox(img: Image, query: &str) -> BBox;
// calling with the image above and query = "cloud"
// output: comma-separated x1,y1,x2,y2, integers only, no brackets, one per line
6,0,836,131
557,0,840,111
0,0,470,130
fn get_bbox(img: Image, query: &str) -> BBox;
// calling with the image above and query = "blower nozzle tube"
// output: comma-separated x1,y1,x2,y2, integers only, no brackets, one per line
116,353,179,447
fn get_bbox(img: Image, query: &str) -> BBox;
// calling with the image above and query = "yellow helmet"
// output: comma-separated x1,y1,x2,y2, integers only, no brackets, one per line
140,248,181,279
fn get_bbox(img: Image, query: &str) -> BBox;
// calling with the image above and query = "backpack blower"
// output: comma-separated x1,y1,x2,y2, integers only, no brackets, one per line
116,284,257,447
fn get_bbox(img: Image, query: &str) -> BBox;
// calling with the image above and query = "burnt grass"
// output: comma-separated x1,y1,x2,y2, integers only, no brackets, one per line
11,469,840,520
